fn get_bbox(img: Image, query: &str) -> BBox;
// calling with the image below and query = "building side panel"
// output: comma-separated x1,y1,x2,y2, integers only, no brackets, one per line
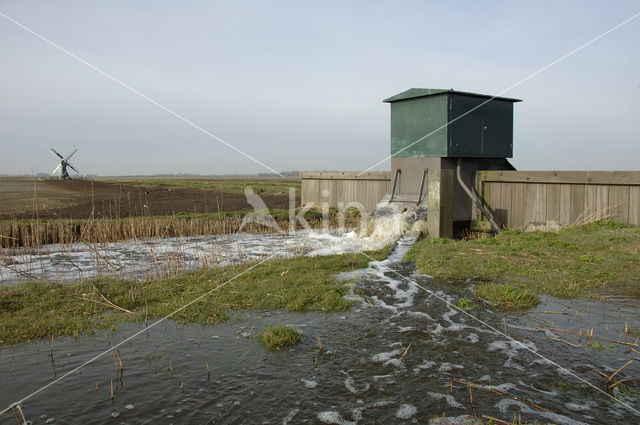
390,96,448,158
449,95,514,158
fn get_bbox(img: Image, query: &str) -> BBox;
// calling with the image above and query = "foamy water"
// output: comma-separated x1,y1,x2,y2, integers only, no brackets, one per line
1,202,424,285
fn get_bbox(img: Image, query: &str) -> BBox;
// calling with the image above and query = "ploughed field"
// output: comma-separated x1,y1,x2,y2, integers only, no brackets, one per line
0,176,300,220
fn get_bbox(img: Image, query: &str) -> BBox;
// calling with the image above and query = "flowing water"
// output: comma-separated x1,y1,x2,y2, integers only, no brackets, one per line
1,210,640,424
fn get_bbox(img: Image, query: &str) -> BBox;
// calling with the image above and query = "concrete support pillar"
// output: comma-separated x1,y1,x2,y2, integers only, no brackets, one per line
426,169,453,238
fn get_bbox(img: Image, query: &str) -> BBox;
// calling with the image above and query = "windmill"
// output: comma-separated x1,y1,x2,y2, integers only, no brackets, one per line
51,146,79,180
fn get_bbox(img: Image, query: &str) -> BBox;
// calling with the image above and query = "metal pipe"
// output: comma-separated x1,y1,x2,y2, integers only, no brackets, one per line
456,158,501,233
390,169,401,201
416,169,428,207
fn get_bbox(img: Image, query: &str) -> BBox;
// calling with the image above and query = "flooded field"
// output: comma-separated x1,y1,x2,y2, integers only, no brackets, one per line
0,231,341,284
2,237,640,424
0,212,408,285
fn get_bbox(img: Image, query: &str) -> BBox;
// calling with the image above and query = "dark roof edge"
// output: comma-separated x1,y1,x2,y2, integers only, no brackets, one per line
383,88,522,103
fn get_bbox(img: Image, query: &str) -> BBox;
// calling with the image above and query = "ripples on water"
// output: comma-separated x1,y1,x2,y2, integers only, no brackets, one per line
0,230,353,285
1,223,640,423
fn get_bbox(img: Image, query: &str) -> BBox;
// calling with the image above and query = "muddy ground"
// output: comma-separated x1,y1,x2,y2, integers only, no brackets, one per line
0,177,299,220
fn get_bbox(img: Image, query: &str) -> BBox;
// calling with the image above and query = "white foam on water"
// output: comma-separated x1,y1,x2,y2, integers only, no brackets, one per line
488,340,537,371
308,210,417,256
372,400,394,407
565,401,596,412
427,392,464,409
437,362,464,372
397,326,415,333
352,407,364,422
382,358,405,369
301,378,318,389
1,230,359,284
395,403,417,419
282,408,300,425
430,323,445,336
405,311,435,321
317,411,357,425
344,376,370,394
415,360,437,371
371,348,404,363
496,399,589,425
485,382,517,392
467,333,479,343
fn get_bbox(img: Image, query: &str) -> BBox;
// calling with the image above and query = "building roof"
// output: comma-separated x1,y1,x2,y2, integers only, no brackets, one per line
383,88,522,103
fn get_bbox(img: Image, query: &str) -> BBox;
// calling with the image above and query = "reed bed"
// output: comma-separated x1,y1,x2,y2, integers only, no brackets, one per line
0,209,360,249
0,215,243,249
0,209,362,284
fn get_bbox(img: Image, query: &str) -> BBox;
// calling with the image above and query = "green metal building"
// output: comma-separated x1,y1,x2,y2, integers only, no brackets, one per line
384,88,521,232
384,88,520,158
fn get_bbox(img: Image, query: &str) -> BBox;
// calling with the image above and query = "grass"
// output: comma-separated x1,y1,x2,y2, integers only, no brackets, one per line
0,247,390,345
474,284,539,311
257,325,301,351
456,297,476,311
405,220,640,311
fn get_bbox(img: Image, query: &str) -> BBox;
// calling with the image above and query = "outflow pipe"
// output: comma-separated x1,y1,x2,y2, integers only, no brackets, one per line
455,158,501,233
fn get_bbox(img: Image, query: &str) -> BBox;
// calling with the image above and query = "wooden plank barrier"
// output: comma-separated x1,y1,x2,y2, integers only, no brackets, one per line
476,171,640,230
301,172,391,213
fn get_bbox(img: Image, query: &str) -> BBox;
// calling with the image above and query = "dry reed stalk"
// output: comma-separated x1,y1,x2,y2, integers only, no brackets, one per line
399,342,412,360
607,360,633,384
481,415,515,425
451,378,553,413
544,326,638,348
570,204,614,227
11,403,27,425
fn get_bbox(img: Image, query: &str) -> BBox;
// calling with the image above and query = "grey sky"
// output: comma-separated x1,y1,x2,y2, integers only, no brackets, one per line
1,1,639,176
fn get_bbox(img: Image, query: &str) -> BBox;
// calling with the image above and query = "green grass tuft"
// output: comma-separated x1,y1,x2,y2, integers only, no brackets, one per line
456,297,476,311
474,283,540,311
257,325,301,351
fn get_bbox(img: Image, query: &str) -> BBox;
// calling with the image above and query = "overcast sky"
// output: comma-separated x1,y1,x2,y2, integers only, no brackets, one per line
1,1,639,176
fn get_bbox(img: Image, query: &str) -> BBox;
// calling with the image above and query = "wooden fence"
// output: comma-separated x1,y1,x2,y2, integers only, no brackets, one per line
301,172,391,213
476,171,640,230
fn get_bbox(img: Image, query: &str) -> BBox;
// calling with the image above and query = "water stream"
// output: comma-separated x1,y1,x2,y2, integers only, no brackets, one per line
1,210,640,423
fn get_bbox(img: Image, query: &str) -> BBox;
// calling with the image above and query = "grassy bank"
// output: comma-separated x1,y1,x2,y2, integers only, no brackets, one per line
0,208,361,248
405,221,640,311
0,248,390,345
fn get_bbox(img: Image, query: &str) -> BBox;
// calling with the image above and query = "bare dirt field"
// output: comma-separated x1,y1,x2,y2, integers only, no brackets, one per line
0,177,300,220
